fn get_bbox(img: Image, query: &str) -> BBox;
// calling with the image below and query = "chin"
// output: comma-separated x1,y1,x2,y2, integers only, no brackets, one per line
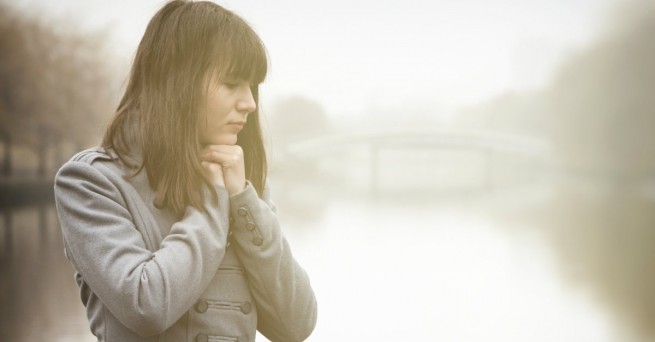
211,136,237,146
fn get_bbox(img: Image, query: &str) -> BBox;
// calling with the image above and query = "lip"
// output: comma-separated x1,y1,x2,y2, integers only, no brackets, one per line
226,121,246,130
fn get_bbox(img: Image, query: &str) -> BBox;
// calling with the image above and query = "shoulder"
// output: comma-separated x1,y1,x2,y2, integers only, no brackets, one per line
69,147,116,164
55,147,124,190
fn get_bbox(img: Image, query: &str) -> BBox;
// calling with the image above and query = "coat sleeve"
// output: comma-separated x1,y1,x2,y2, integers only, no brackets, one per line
228,182,318,342
54,160,231,337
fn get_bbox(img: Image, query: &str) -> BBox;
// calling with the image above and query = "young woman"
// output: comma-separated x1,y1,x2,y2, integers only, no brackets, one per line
54,1,317,341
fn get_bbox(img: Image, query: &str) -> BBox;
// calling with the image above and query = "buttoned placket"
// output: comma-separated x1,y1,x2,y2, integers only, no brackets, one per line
236,206,264,246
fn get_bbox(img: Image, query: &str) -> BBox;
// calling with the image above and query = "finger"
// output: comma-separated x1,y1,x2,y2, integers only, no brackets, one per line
200,151,239,165
201,160,221,171
200,161,224,185
200,150,244,167
201,144,243,155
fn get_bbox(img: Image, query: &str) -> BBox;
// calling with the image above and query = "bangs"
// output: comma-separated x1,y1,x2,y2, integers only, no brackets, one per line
211,20,268,85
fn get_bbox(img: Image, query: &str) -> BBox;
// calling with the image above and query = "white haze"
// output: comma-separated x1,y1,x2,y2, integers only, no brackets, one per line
11,0,616,122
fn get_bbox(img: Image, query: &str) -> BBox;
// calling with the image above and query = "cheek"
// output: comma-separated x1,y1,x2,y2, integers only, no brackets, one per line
204,104,227,127
201,115,238,145
201,126,237,145
206,87,232,116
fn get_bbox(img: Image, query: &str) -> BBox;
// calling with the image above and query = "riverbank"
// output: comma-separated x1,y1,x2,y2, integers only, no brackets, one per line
0,178,54,208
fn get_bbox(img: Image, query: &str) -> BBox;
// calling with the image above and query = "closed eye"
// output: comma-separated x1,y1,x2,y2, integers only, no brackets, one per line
223,82,239,90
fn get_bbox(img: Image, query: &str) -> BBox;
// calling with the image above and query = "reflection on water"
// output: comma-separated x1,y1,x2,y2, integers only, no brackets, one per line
0,179,653,341
0,205,93,341
528,179,655,341
269,175,655,342
278,185,615,341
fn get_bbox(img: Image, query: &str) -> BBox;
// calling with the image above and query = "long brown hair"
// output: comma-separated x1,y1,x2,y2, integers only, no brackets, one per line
102,0,268,217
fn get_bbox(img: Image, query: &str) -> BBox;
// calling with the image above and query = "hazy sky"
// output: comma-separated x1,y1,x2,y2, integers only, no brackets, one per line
11,0,617,121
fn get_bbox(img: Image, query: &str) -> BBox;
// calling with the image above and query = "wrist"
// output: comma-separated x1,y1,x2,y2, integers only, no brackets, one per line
228,181,249,197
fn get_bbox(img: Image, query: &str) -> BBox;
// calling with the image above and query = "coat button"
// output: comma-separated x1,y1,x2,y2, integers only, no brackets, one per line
252,237,263,246
195,300,208,313
246,222,256,231
237,207,248,217
196,333,208,342
241,301,252,314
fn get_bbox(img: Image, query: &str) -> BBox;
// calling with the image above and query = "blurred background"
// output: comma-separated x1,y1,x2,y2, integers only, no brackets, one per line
1,0,654,341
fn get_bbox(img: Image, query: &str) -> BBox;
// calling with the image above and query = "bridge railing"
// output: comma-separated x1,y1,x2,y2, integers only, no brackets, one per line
277,128,554,196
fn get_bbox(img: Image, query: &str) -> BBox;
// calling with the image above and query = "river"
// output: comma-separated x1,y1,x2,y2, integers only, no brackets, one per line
1,178,653,341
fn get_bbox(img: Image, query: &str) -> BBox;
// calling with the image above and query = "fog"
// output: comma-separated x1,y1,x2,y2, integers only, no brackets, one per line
7,0,617,119
1,0,655,341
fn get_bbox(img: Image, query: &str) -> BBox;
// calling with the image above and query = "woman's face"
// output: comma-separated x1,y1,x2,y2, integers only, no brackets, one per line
202,77,257,146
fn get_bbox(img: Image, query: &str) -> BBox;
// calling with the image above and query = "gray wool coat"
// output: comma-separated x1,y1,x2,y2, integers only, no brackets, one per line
54,148,317,342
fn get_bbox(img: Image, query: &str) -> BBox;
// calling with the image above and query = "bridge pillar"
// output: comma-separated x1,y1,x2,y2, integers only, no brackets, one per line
486,150,495,192
370,144,379,196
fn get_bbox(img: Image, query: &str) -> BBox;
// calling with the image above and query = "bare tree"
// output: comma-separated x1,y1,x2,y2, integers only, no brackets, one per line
0,4,116,177
455,2,655,183
0,7,32,176
548,3,655,182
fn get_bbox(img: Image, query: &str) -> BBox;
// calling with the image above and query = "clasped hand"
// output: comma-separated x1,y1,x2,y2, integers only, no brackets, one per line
200,145,246,195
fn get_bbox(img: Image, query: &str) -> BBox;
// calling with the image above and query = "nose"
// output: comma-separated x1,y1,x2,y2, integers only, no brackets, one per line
237,86,257,115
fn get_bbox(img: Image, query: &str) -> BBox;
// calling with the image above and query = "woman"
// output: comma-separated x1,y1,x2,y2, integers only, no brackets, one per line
54,1,317,341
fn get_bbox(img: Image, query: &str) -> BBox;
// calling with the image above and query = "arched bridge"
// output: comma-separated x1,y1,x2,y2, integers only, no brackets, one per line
285,128,552,160
280,128,554,195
